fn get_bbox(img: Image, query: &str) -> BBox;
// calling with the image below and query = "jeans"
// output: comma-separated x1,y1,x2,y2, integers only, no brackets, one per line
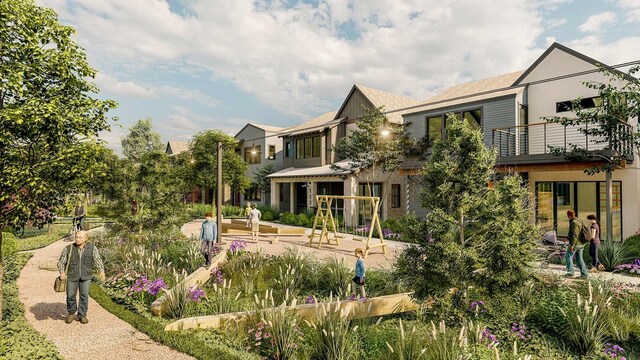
565,244,588,277
201,241,215,266
589,242,600,267
67,278,91,317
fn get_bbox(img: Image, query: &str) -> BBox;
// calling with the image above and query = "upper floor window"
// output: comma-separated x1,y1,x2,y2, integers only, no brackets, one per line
285,141,294,158
425,109,482,147
244,145,261,164
295,136,321,159
556,96,602,113
268,145,276,160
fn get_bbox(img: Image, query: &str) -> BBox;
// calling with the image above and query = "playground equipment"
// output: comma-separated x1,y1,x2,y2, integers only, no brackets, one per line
308,195,386,257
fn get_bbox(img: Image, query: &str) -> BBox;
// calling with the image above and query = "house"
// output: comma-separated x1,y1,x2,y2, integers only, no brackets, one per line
268,84,420,227
496,42,638,241
401,42,638,240
233,123,287,207
165,140,189,156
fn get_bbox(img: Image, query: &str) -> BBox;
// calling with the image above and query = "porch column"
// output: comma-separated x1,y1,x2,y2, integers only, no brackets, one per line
307,181,315,210
270,180,278,209
289,182,295,213
344,175,358,227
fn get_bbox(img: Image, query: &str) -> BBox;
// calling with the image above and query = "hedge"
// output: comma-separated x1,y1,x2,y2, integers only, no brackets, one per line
89,285,259,360
1,252,63,359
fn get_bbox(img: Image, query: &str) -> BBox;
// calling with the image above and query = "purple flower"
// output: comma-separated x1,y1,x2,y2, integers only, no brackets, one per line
481,328,499,347
305,295,316,304
230,240,247,253
604,343,625,359
189,286,206,302
470,300,486,312
510,323,530,341
147,278,167,296
210,267,224,284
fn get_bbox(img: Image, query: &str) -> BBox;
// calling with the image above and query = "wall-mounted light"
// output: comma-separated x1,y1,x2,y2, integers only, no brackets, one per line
380,119,390,137
251,143,257,155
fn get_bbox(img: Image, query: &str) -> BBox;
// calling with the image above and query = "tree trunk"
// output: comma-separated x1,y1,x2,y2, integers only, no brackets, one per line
606,170,614,241
0,229,4,322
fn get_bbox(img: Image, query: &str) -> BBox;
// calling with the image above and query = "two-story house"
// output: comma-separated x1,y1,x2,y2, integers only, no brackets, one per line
234,123,287,207
401,42,638,240
268,84,419,226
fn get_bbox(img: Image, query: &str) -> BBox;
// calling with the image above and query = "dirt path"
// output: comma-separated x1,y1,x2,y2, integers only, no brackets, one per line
16,228,194,360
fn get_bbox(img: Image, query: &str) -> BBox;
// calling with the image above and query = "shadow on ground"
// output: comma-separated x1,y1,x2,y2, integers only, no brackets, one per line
30,302,68,321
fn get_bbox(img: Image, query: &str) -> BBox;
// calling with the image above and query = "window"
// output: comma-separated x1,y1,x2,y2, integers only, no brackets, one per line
556,96,602,113
285,141,294,158
268,145,276,160
244,145,261,164
426,108,482,147
244,187,261,201
295,136,321,158
427,116,443,146
391,184,401,208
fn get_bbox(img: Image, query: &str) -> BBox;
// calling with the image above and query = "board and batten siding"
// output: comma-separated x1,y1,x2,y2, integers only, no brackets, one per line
407,176,428,219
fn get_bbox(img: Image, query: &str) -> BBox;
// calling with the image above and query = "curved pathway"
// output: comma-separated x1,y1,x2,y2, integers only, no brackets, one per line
17,228,194,360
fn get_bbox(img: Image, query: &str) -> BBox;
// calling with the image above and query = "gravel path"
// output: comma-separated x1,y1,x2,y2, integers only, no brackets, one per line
16,228,194,360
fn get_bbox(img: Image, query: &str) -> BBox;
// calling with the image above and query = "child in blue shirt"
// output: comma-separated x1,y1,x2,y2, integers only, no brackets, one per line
350,248,366,302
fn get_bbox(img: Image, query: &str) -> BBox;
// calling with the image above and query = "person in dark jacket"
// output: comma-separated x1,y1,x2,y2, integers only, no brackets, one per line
58,230,105,324
564,209,588,278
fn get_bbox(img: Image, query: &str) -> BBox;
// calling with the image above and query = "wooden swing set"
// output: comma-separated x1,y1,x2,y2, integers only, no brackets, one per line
308,195,386,257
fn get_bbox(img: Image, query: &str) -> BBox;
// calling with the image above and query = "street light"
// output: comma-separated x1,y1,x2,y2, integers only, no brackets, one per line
216,142,222,244
380,127,390,137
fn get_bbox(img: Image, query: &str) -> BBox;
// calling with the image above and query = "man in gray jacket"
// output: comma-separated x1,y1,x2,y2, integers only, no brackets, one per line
58,230,105,324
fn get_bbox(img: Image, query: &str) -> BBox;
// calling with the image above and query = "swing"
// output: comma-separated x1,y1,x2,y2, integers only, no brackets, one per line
308,195,386,257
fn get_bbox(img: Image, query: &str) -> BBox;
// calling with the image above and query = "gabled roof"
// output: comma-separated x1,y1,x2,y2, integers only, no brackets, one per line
512,42,635,86
282,111,339,137
166,140,189,156
235,123,286,139
334,84,420,124
402,71,524,116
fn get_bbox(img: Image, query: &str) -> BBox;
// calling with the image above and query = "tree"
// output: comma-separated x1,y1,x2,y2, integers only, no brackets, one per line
545,65,640,241
0,0,116,319
253,165,274,205
189,130,249,204
332,106,409,203
121,118,164,162
395,118,538,302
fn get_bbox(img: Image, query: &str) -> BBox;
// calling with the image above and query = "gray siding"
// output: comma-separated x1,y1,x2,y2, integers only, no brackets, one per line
407,176,428,219
402,94,518,148
337,90,373,120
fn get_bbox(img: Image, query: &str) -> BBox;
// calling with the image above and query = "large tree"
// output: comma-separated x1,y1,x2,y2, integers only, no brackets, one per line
121,117,164,162
0,0,116,318
545,65,640,241
189,130,249,203
396,117,538,301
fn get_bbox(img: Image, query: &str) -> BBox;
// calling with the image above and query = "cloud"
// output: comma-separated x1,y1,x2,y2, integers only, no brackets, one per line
41,0,549,117
579,11,617,33
616,0,640,22
95,73,155,98
567,35,640,65
157,86,221,107
545,17,568,29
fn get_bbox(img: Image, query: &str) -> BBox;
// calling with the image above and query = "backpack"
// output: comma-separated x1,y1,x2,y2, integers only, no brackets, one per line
576,218,593,245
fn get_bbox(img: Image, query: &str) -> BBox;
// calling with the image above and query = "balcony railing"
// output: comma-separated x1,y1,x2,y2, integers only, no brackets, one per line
491,122,634,159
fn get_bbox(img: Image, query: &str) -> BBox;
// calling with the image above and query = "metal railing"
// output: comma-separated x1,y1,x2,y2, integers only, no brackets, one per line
491,122,633,158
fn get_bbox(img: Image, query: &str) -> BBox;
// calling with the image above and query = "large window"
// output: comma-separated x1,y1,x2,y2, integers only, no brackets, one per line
425,108,482,147
535,181,622,241
244,186,261,201
556,96,602,113
285,141,294,158
295,136,321,159
391,184,401,208
357,183,383,223
244,145,261,164
268,145,276,160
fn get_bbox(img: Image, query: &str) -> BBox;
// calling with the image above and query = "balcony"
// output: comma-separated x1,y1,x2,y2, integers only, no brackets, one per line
491,122,634,166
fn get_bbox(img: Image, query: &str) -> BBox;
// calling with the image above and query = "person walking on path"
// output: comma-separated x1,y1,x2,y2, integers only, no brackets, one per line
73,200,86,231
245,202,252,227
564,209,588,278
58,230,105,324
200,212,218,268
249,204,261,242
587,214,603,272
350,248,366,301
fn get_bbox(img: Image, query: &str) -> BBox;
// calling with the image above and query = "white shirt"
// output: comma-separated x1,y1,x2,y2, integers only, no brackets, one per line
249,209,261,222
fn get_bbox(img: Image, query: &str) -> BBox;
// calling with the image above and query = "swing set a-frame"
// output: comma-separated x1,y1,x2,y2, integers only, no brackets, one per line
308,195,386,257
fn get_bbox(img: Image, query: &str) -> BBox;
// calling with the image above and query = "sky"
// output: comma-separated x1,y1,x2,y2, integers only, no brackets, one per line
38,0,640,153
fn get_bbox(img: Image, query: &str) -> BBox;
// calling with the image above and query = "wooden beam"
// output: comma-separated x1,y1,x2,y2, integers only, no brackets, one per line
151,250,227,317
164,292,418,331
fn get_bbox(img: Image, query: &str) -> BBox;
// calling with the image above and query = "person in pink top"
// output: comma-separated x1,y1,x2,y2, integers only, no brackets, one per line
587,214,603,272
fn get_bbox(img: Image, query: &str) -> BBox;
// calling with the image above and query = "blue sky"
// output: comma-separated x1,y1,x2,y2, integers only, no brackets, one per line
39,0,640,152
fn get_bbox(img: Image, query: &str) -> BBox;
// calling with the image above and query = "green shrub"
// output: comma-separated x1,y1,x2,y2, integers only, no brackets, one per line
296,213,310,227
1,253,62,360
306,301,359,360
623,235,640,260
280,212,297,226
384,319,426,359
318,257,352,297
257,205,279,222
90,285,259,359
185,203,212,219
599,240,633,271
1,232,18,257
